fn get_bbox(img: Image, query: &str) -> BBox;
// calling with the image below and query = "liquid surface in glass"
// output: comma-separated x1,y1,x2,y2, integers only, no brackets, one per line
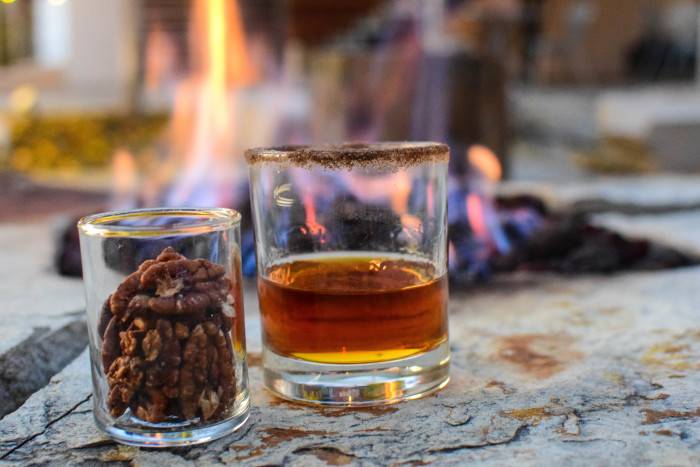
258,253,448,364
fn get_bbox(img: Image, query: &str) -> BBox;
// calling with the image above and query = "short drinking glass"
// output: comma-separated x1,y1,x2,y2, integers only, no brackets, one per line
246,142,450,405
78,208,250,446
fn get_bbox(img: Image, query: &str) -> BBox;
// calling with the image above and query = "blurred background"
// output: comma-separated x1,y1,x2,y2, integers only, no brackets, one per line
2,0,700,281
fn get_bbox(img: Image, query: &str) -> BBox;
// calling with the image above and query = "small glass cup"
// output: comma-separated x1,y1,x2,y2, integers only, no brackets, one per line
78,208,249,447
246,142,450,405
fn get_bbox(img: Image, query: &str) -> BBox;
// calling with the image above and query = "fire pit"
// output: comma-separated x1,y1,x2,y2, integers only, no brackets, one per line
50,125,700,284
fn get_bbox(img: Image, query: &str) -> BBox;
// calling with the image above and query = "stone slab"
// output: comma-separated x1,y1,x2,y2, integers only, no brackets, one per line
2,267,700,465
3,185,700,464
0,221,86,354
0,221,89,417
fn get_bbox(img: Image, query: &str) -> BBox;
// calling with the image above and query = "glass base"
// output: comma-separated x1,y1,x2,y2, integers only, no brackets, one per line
263,341,450,406
97,397,250,447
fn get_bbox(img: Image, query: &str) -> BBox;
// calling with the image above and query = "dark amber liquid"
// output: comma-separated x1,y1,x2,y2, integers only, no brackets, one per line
258,254,448,364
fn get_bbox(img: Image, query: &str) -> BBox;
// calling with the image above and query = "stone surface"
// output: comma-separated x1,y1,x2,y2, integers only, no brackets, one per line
3,180,700,465
2,267,700,465
0,221,88,417
0,221,86,354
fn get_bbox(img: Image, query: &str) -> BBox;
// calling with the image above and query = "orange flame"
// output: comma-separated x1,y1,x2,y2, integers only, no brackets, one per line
144,24,176,91
468,145,502,181
302,191,328,238
190,0,254,86
192,0,253,137
389,172,412,214
466,193,488,238
389,172,423,238
111,148,137,208
112,149,136,192
448,241,457,266
160,0,256,206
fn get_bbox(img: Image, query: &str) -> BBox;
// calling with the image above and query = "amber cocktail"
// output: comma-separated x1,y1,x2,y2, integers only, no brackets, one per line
246,142,450,405
259,254,448,364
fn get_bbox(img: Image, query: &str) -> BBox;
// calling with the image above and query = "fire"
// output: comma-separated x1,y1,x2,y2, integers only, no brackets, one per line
448,241,458,267
137,0,257,207
465,144,510,253
426,183,434,217
143,24,176,91
301,191,328,239
466,193,488,238
468,145,501,182
389,172,412,214
111,149,137,209
385,172,423,240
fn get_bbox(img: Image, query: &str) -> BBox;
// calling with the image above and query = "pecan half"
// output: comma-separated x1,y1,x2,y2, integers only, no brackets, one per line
101,316,121,370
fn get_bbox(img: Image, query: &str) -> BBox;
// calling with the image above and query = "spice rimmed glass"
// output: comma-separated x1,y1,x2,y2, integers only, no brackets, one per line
246,142,450,405
78,208,249,447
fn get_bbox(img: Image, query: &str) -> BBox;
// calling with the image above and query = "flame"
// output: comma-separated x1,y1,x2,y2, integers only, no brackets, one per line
426,183,434,217
302,191,328,239
464,144,510,253
468,145,502,181
386,172,425,242
466,192,511,253
466,193,488,238
144,24,176,91
203,0,230,133
389,172,412,214
161,0,256,207
190,0,254,86
448,241,457,268
111,149,137,208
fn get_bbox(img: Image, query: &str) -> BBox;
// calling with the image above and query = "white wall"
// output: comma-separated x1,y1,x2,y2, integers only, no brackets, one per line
63,0,138,91
33,0,71,67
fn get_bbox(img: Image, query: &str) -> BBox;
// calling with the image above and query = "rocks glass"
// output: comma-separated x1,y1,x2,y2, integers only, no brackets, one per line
78,208,249,446
246,142,450,405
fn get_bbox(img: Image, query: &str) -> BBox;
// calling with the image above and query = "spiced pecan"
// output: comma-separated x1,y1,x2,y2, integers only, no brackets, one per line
180,324,208,419
140,259,224,291
127,294,151,315
131,316,150,331
98,297,112,338
120,330,144,356
148,291,211,315
193,279,230,303
100,247,238,423
106,356,145,416
142,328,162,362
215,329,236,412
109,259,156,319
134,388,169,423
174,322,190,340
155,247,185,263
101,316,121,370
198,388,220,422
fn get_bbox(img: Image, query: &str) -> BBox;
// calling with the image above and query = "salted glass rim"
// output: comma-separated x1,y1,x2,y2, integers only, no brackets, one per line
244,141,449,169
77,207,241,237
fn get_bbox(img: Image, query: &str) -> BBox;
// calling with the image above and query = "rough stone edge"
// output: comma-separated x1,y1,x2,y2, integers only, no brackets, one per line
0,319,87,419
